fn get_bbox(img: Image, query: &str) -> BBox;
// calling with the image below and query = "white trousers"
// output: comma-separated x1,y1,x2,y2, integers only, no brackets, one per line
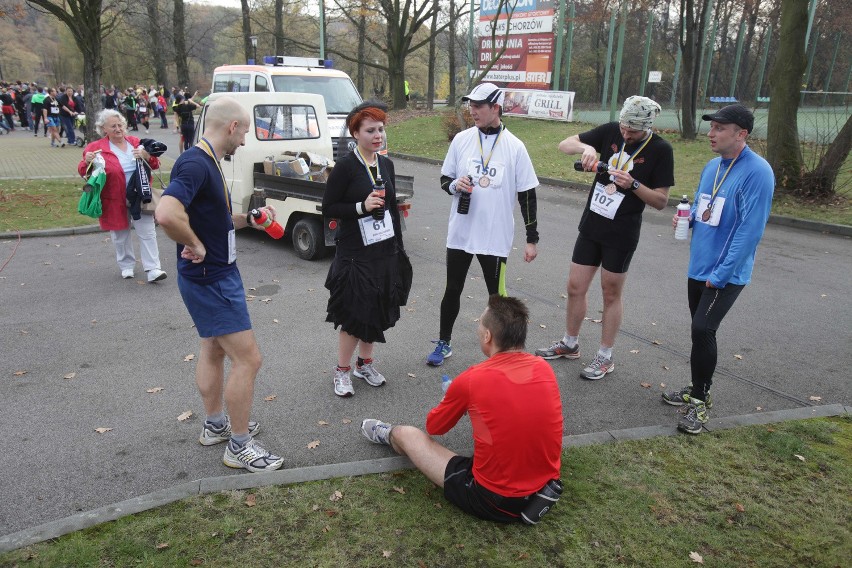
110,213,161,272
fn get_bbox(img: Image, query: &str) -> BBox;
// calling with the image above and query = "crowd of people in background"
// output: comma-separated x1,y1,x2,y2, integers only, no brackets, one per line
0,81,202,148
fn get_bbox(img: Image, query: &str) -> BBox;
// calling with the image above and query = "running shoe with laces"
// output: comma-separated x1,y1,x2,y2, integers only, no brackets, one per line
677,398,709,435
353,362,386,387
426,340,452,366
662,386,713,408
333,366,355,397
360,419,393,445
199,417,260,446
580,353,614,380
534,339,580,360
223,439,284,472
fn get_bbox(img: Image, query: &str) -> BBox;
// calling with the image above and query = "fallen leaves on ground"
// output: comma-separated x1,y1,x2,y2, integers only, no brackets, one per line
94,427,112,434
382,550,392,558
156,542,169,550
264,395,277,401
660,383,666,388
756,406,763,411
63,372,76,380
245,494,256,507
407,372,416,378
19,330,28,335
794,454,806,462
146,387,164,394
591,318,602,323
689,551,704,563
177,410,193,422
318,420,329,426
184,354,195,362
662,365,670,371
734,354,743,360
393,486,406,494
539,324,546,328
809,395,822,402
329,490,343,502
307,440,320,449
90,319,97,324
273,319,279,324
640,382,652,388
652,340,662,345
735,503,745,512
13,370,27,376
342,418,352,424
629,349,640,354
189,559,203,566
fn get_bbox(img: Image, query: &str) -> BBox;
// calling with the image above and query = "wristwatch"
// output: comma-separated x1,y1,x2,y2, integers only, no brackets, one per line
631,179,641,191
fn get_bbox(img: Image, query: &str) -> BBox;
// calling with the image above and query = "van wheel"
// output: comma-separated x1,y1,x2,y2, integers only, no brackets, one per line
292,218,327,260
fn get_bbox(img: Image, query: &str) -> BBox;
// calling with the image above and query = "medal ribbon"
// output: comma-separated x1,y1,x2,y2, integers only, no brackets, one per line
355,146,381,185
197,137,232,214
477,124,504,172
614,132,653,171
706,150,741,213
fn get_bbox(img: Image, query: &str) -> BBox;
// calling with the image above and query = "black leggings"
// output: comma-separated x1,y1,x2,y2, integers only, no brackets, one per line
181,122,196,151
688,278,744,400
439,248,506,342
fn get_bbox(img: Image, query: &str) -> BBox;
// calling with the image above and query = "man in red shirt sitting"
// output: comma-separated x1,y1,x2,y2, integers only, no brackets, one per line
361,295,564,523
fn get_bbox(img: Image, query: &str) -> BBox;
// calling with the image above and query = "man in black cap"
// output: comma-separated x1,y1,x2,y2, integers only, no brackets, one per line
426,82,540,366
662,104,774,434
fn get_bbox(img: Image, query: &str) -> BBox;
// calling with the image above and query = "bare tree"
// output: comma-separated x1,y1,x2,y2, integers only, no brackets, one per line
173,0,190,87
25,0,128,126
426,0,437,109
240,0,252,64
146,0,167,86
678,0,713,140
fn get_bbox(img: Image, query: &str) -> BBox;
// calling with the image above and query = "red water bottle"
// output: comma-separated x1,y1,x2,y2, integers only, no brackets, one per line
251,208,285,239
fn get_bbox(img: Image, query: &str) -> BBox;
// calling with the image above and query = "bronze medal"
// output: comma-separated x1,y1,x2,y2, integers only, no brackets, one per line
479,175,491,188
604,183,617,196
701,207,712,222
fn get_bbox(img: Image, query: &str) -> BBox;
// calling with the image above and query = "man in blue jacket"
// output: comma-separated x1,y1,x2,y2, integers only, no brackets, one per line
662,104,774,434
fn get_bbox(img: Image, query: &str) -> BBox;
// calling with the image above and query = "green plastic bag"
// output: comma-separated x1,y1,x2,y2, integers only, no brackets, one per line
78,169,105,218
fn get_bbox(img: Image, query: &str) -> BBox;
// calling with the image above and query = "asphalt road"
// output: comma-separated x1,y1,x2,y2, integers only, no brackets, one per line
1,157,850,536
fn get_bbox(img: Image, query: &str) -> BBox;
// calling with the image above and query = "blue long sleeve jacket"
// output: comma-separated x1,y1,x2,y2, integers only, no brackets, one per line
688,145,774,287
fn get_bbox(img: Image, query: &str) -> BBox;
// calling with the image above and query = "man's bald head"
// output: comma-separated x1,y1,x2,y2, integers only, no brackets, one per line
205,96,249,132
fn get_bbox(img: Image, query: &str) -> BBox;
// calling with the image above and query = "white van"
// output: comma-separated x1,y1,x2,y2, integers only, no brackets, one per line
212,56,362,160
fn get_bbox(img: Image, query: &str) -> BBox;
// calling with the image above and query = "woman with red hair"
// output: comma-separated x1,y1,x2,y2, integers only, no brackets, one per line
322,101,407,397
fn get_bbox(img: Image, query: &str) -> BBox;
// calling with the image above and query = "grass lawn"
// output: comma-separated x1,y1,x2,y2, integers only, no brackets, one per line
2,417,849,567
386,112,852,226
0,178,98,232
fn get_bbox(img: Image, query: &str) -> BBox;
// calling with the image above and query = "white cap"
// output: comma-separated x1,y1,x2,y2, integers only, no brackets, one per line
461,83,504,107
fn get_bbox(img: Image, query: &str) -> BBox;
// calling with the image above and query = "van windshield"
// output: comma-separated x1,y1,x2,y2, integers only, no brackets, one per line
271,76,362,114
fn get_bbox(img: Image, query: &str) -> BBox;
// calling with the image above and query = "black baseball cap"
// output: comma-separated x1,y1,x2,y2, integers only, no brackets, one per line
702,104,754,133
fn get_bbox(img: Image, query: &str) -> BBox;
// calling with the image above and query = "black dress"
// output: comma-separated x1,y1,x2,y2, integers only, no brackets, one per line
322,151,406,343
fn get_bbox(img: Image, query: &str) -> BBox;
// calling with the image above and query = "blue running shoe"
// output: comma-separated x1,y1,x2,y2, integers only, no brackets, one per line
427,340,452,366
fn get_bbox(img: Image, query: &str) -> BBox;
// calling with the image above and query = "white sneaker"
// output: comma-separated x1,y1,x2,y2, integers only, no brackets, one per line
223,439,284,473
146,269,167,282
333,367,354,397
353,362,386,387
121,269,134,279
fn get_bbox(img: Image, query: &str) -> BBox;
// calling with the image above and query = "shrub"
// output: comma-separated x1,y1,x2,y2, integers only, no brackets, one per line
442,106,474,141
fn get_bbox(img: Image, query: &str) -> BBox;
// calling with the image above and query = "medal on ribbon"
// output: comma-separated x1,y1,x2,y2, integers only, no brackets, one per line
701,207,712,222
479,176,491,188
604,183,617,195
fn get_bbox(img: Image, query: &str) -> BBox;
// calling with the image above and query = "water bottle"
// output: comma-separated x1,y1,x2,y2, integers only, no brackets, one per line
251,208,285,239
457,176,472,215
521,479,563,525
574,160,608,174
441,374,452,394
371,175,386,220
675,196,691,241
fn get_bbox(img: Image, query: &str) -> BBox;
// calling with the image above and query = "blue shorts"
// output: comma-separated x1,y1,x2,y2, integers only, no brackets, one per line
177,270,252,338
47,117,60,128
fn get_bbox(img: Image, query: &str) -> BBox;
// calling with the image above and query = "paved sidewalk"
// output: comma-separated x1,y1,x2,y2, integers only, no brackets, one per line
0,125,180,180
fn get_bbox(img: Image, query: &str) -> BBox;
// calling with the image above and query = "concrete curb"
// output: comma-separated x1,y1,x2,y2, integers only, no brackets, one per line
0,225,101,239
1,404,847,553
388,152,852,237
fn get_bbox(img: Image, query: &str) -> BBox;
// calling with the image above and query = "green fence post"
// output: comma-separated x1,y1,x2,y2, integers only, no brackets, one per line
553,0,566,90
754,26,772,103
609,0,628,121
563,1,575,91
822,32,841,106
729,19,746,99
601,8,617,110
640,12,654,96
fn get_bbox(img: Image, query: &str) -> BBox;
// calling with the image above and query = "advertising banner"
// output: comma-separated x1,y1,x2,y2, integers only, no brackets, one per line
478,0,555,90
503,89,574,121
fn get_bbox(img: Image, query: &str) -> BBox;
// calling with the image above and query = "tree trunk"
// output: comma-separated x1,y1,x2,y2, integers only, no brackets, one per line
679,0,711,140
802,113,852,198
173,0,190,88
766,0,808,192
147,0,167,87
357,4,366,95
275,0,284,55
241,0,252,64
448,0,457,106
427,0,438,110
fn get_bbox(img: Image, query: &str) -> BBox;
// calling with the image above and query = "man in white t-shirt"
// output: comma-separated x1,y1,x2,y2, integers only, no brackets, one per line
426,83,540,366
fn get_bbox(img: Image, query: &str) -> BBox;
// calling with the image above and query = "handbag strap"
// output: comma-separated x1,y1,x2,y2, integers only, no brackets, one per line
153,168,167,190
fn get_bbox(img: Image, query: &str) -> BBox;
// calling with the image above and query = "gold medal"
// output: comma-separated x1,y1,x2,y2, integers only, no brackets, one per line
479,175,491,188
604,183,617,196
701,207,712,222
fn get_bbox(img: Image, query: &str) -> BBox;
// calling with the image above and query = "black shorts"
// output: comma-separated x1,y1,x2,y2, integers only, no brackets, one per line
571,234,635,274
443,456,528,523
